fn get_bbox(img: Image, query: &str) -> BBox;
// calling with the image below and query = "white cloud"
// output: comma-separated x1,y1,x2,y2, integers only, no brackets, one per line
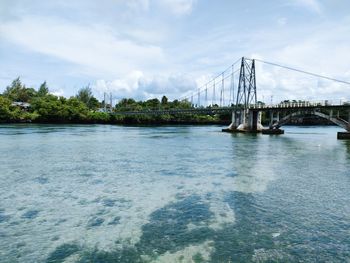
254,38,350,103
141,74,196,94
277,17,287,26
159,0,197,15
289,0,322,13
93,71,144,99
237,18,350,103
0,16,165,78
272,22,350,77
118,0,196,15
93,71,197,101
50,89,65,97
125,0,150,11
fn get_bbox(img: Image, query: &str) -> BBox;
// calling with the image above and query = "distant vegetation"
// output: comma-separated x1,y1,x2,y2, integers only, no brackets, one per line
1,78,347,126
0,78,227,124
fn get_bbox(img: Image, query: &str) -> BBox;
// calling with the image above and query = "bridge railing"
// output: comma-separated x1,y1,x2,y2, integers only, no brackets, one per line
249,99,350,109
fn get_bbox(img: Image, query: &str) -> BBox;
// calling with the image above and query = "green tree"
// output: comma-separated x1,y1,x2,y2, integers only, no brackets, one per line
0,96,12,121
145,98,160,109
161,95,168,105
3,77,22,100
76,86,92,104
38,81,49,96
3,77,37,102
179,99,192,109
76,86,99,110
88,96,100,110
115,98,140,111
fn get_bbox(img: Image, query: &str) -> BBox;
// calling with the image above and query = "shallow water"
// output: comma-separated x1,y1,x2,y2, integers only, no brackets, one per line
0,124,349,262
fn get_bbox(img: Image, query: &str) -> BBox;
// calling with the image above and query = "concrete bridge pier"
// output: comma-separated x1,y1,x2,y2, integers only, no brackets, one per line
338,110,350,139
223,109,263,133
262,110,284,135
269,111,280,127
225,109,243,131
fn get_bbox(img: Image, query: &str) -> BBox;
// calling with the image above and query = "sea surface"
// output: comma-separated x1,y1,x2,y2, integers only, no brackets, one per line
0,124,349,262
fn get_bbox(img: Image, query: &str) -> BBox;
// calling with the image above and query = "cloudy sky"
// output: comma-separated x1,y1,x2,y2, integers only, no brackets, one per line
0,0,350,103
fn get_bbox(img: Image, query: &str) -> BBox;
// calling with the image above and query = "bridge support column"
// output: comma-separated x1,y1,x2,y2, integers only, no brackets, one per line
223,109,263,133
337,110,350,139
226,109,242,130
269,111,274,127
337,132,350,140
268,111,281,128
345,111,350,134
247,110,263,132
262,110,284,135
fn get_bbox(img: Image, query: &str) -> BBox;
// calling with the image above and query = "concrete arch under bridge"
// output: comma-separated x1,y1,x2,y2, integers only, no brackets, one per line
270,110,350,131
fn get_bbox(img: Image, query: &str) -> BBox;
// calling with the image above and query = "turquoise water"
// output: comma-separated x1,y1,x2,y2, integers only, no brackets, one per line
0,124,349,262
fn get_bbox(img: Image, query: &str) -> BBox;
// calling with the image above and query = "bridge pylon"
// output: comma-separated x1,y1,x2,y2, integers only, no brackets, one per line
225,57,263,132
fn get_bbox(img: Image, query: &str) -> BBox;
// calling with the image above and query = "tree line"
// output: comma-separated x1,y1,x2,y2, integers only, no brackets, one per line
0,78,225,124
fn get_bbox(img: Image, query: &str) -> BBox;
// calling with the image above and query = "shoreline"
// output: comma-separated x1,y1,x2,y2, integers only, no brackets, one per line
0,121,338,127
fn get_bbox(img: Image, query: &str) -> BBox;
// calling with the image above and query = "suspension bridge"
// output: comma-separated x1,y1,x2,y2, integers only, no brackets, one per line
116,57,350,139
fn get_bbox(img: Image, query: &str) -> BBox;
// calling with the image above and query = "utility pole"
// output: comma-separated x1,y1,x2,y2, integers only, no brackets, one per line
205,85,208,107
213,81,216,106
104,92,107,112
222,73,225,106
110,92,112,112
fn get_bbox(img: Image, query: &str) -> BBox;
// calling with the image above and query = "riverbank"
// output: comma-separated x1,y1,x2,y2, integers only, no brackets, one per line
0,117,336,126
0,113,229,125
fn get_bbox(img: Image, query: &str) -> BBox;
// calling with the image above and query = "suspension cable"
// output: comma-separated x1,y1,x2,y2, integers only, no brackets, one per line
178,57,242,101
253,58,350,86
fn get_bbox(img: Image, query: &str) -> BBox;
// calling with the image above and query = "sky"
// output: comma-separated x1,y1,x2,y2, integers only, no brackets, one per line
0,0,350,103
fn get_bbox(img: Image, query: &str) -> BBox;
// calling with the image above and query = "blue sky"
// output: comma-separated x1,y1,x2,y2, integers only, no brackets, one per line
0,0,350,102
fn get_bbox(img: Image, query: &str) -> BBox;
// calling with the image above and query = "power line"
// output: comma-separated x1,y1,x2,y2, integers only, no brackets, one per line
253,58,350,86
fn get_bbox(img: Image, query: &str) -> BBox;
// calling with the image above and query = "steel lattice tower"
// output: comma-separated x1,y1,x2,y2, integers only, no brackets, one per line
236,57,257,109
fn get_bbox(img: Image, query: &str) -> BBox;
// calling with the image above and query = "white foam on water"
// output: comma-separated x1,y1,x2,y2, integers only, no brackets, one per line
63,254,80,263
252,248,288,262
152,240,214,263
272,232,280,238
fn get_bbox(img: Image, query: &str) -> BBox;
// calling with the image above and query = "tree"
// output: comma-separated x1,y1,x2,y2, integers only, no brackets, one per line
0,96,12,121
3,77,37,102
76,86,92,104
114,98,139,111
179,99,192,109
145,98,160,109
76,86,99,110
38,81,49,96
161,95,168,105
88,97,100,110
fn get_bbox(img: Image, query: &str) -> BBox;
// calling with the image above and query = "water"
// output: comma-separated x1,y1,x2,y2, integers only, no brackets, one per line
0,124,349,262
